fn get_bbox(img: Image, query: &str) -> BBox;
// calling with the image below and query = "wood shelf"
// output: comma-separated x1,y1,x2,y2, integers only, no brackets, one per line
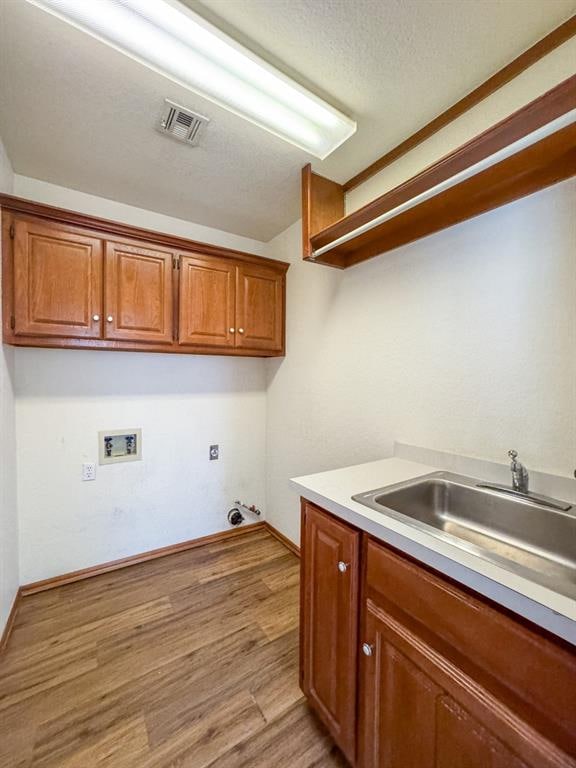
302,76,576,269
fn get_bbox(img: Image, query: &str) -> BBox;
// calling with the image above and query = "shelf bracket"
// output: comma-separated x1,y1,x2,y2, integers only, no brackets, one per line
301,164,345,267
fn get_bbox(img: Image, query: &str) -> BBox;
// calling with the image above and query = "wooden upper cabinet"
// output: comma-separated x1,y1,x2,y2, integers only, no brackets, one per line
178,258,285,353
236,264,283,352
178,254,235,348
12,217,102,338
300,502,360,765
2,198,289,355
104,240,174,344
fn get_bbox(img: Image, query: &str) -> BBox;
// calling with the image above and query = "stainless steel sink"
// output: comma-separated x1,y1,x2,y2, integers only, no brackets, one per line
352,472,576,599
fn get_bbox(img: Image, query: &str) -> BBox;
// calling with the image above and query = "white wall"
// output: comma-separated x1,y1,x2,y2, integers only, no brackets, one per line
0,136,18,634
268,42,576,545
265,180,576,544
13,176,267,256
16,350,267,583
8,150,576,578
12,181,269,584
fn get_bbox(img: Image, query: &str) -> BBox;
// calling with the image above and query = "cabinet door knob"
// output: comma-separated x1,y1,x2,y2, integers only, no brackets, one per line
107,316,113,323
92,314,100,321
338,561,349,573
238,328,245,334
362,643,373,657
229,327,235,333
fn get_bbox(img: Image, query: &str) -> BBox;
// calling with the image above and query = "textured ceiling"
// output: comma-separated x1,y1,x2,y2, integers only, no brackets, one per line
0,0,574,241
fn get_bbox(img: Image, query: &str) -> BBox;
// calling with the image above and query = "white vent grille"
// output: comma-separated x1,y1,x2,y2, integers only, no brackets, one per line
157,100,209,145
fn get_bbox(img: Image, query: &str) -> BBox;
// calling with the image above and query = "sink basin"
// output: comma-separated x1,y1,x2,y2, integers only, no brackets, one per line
352,471,576,600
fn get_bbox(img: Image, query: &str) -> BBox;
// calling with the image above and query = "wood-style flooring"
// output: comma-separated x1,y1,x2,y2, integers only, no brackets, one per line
0,529,347,768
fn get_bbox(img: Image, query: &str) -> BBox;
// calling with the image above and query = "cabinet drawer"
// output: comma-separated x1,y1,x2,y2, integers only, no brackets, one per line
365,537,576,754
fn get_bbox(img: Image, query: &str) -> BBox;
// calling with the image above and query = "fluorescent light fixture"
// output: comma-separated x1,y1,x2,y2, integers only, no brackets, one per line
27,0,357,158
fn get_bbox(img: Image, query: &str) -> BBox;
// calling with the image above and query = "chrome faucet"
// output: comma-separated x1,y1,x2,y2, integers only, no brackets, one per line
508,450,529,494
476,450,571,512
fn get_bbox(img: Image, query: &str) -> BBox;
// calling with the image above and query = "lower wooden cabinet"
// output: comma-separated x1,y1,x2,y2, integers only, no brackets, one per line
300,501,360,764
359,600,566,768
300,500,576,768
1,197,288,356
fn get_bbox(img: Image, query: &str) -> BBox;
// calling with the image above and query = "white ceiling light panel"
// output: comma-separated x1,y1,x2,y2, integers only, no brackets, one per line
26,0,357,158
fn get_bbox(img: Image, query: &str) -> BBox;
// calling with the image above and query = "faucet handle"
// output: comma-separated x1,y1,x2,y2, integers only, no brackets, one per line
508,449,518,461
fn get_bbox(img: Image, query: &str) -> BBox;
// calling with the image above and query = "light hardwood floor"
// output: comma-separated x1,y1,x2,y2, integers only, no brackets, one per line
0,529,347,768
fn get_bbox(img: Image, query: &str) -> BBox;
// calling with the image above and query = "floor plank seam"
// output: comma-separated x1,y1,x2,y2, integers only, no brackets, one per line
0,530,346,768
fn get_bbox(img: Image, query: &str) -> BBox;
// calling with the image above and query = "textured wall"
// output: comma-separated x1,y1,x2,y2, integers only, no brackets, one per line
265,180,576,544
13,176,267,256
12,179,270,583
16,350,267,583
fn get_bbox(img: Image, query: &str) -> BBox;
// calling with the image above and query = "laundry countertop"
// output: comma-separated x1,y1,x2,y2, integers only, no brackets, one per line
292,457,576,646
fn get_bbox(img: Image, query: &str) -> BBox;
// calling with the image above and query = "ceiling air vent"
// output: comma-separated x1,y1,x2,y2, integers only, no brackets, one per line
157,100,209,145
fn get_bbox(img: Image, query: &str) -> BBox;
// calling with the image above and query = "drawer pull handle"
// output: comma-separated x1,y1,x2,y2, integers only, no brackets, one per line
107,315,114,323
362,643,373,657
338,561,349,573
238,327,244,334
92,314,100,321
229,327,235,333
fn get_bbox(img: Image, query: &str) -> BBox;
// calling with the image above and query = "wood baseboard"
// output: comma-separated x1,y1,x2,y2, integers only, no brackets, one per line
0,588,22,654
264,521,300,557
21,522,266,596
2,521,297,654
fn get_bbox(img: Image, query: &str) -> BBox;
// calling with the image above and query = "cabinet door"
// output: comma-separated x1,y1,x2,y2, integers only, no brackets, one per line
13,217,102,338
178,254,235,348
105,241,174,343
358,599,571,768
301,502,360,764
235,264,283,352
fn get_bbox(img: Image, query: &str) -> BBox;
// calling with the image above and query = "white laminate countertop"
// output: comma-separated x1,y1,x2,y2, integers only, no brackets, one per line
291,457,576,646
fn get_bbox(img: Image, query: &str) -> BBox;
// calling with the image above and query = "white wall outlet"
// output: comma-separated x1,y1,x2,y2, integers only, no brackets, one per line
82,462,96,481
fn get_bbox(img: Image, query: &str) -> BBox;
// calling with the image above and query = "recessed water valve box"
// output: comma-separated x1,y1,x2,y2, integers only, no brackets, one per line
99,429,142,464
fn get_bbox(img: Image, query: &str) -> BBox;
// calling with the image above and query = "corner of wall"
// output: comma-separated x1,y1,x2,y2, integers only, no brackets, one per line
0,133,19,637
12,175,269,257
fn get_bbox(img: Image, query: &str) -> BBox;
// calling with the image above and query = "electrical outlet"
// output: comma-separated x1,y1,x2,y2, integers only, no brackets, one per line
82,462,96,481
209,444,219,461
